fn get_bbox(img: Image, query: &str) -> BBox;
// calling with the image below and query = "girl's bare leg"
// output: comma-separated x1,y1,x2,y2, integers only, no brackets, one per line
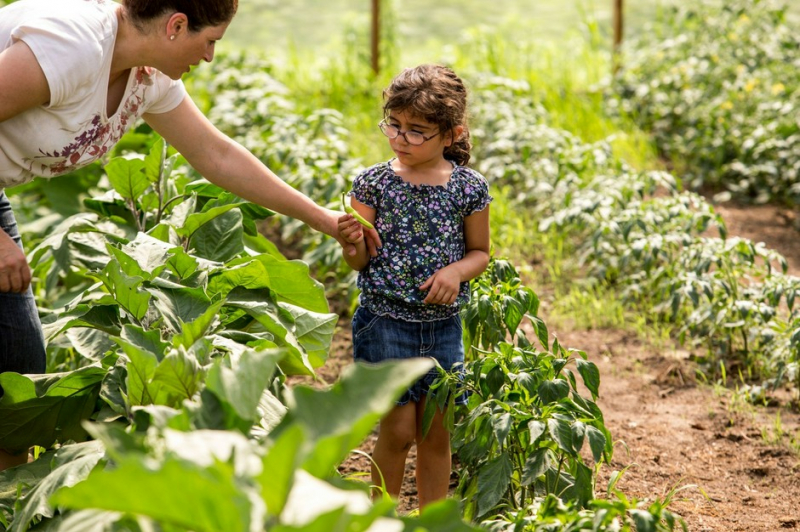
414,399,451,508
371,402,417,499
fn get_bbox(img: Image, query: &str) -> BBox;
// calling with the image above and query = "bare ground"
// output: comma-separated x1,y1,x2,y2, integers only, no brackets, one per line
294,200,800,530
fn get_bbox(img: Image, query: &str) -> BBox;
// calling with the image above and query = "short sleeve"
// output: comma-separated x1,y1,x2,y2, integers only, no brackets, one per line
459,168,493,217
350,164,387,209
13,16,105,108
141,71,187,114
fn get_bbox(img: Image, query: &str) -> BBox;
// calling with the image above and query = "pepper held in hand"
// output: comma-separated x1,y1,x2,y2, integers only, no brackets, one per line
341,192,374,229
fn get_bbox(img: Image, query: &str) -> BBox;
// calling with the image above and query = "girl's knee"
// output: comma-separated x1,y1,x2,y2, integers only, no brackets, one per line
379,420,417,451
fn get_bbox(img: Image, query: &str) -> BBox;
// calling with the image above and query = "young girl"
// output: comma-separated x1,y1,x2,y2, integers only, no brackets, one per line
338,64,492,508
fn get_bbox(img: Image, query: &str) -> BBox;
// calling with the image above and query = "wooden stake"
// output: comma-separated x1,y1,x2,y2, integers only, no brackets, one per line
371,0,380,74
613,0,624,73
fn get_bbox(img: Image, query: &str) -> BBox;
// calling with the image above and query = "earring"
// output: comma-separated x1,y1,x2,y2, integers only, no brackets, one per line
169,35,175,41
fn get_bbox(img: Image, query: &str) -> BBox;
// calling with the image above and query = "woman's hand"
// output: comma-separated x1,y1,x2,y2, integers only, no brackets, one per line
420,266,461,305
0,231,31,293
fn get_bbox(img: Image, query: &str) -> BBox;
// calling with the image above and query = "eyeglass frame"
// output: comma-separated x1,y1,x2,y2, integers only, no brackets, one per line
378,119,441,146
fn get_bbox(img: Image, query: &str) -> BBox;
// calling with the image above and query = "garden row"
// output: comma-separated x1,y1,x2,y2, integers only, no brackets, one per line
0,56,685,532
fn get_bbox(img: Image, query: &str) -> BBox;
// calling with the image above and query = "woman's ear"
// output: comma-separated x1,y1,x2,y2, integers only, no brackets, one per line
166,12,188,39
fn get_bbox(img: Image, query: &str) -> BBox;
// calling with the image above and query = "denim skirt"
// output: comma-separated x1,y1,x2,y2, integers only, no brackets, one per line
352,305,468,406
0,192,46,377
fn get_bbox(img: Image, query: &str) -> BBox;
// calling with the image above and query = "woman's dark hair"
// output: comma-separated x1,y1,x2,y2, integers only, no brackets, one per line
382,64,472,166
123,0,238,32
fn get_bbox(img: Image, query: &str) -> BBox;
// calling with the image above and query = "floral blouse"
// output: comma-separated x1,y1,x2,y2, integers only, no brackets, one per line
352,160,493,322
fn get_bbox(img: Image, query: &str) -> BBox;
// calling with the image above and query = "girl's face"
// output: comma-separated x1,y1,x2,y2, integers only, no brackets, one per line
383,110,449,168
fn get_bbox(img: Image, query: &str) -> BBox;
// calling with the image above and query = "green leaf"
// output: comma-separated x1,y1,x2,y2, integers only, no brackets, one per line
175,197,244,239
96,261,151,322
282,359,433,478
149,286,211,334
571,420,586,453
476,452,513,517
528,419,546,443
576,358,601,400
547,416,574,454
400,498,480,531
190,209,244,262
490,413,512,447
206,348,282,422
259,424,304,517
538,379,570,404
0,368,105,453
521,448,551,486
630,509,657,532
172,301,224,349
51,457,253,532
572,461,594,508
8,442,104,532
122,340,204,408
143,137,166,184
585,424,607,463
208,254,329,313
105,157,149,201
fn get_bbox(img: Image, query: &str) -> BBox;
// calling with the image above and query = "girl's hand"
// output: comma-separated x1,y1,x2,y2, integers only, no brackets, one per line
420,266,461,305
0,231,31,293
320,208,381,257
338,213,364,244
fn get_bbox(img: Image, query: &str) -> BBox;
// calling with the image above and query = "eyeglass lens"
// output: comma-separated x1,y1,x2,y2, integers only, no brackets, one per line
380,122,426,145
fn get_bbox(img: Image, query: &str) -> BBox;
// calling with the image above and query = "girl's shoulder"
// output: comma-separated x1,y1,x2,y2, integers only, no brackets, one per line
450,165,490,191
354,160,394,186
352,161,395,208
450,164,493,215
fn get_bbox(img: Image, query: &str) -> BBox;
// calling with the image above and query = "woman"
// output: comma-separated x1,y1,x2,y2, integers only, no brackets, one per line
0,0,377,470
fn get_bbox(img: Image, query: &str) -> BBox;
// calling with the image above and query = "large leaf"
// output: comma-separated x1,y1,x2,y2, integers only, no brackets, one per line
476,452,513,517
0,368,105,453
259,424,304,517
400,499,481,532
51,457,254,532
190,209,244,262
208,255,329,313
120,340,203,408
277,302,337,368
148,285,211,334
205,348,282,422
105,157,149,201
223,288,314,376
575,358,601,400
7,441,105,532
95,261,151,322
175,195,245,239
280,359,434,477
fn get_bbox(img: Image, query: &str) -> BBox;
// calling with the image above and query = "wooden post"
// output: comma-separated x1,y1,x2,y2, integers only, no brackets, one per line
371,0,380,74
613,0,623,73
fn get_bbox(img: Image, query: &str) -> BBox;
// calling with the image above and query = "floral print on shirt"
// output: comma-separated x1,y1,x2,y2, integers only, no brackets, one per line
24,67,154,177
352,160,493,322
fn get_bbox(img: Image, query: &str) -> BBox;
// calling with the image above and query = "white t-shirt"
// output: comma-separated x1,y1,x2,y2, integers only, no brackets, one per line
0,0,187,190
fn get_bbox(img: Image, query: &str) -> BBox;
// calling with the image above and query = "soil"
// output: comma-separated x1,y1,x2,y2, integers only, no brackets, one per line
290,199,800,530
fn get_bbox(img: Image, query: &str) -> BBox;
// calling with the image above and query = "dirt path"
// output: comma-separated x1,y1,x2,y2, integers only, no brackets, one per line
306,200,800,529
558,326,800,531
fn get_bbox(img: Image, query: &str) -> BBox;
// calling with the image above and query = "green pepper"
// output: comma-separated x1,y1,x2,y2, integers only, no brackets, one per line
341,192,375,229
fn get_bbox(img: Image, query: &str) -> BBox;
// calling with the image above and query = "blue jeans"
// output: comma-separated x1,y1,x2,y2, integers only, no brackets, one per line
0,192,46,378
352,305,468,406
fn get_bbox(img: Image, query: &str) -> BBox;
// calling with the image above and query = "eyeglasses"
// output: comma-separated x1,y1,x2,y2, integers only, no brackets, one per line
378,119,440,146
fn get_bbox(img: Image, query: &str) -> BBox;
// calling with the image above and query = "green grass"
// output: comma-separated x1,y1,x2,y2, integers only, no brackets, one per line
225,0,800,59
